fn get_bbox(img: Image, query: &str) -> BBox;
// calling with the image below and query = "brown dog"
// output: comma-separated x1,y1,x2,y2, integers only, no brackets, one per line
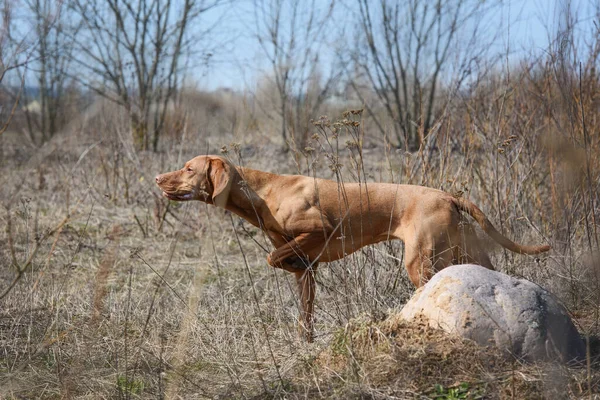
155,155,550,341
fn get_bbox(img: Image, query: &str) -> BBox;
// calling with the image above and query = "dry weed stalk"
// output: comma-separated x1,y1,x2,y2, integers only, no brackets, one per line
2,209,69,300
164,269,204,399
91,224,122,325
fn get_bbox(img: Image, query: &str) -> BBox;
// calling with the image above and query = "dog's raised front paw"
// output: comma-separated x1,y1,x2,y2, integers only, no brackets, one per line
288,257,309,270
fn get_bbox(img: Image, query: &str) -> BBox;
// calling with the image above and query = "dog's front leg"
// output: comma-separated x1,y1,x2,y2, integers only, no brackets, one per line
266,232,322,272
294,268,316,342
267,232,324,342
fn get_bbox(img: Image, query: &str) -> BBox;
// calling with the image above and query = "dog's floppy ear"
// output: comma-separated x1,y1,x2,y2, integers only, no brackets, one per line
209,158,232,208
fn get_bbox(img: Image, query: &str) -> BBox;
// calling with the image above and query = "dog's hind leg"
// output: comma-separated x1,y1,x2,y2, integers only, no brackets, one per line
404,234,455,287
458,223,494,270
403,240,434,287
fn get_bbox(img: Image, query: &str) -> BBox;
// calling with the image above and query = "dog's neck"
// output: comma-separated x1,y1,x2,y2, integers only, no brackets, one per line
220,167,278,230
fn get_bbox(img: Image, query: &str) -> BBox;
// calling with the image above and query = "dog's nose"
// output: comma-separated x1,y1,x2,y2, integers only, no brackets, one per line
155,175,162,184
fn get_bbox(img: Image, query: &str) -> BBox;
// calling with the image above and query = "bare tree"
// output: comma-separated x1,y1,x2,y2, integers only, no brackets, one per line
252,0,337,149
69,0,223,151
349,0,498,150
21,0,76,145
0,0,35,137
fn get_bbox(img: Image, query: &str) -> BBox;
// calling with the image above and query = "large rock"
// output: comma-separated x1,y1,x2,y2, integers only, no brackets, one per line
399,264,584,362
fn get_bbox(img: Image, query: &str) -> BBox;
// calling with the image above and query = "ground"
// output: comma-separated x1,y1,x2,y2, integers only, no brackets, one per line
0,111,598,398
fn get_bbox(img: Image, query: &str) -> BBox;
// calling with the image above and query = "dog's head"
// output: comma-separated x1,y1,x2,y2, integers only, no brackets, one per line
155,155,233,207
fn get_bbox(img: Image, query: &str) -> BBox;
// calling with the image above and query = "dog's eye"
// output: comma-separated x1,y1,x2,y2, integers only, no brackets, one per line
186,167,193,173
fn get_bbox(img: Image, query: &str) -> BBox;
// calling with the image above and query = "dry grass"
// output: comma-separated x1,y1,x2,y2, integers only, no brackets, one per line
1,59,599,399
296,313,597,399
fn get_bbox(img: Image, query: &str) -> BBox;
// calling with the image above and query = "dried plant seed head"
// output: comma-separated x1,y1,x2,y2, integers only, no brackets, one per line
230,142,241,153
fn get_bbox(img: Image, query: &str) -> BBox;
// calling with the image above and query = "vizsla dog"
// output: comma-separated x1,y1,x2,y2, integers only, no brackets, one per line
155,155,550,341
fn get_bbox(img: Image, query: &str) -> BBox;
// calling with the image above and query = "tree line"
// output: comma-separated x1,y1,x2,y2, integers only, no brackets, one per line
1,0,598,151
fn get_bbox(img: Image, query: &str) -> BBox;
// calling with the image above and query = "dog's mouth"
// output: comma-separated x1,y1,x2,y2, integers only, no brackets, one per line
162,191,195,201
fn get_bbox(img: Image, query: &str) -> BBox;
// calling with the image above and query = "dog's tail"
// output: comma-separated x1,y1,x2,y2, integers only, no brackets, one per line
452,197,551,255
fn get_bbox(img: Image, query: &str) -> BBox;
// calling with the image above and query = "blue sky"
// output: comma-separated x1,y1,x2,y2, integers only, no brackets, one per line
197,0,597,91
5,0,595,92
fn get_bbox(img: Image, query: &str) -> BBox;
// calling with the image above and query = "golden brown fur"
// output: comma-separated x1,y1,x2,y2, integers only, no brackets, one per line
156,155,550,341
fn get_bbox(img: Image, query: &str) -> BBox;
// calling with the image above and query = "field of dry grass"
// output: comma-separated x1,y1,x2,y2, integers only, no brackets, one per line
1,63,599,399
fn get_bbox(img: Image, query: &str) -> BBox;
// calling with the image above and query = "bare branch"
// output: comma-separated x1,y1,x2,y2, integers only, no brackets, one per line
0,214,69,301
349,0,500,149
252,0,337,148
69,0,225,151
